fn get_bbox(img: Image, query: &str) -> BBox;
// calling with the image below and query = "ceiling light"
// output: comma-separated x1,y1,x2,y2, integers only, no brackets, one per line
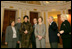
46,1,49,3
57,1,60,2
66,14,69,18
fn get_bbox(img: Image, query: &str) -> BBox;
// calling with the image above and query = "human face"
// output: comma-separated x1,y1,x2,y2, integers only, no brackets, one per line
33,18,37,24
17,19,21,23
24,17,28,22
49,17,53,23
38,18,42,23
61,16,64,22
11,21,15,26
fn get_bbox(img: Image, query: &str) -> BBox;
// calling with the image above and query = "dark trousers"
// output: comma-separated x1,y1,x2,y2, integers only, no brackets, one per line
8,38,17,48
16,34,22,48
32,41,36,48
16,43,19,48
31,36,36,48
62,38,71,48
50,42,58,48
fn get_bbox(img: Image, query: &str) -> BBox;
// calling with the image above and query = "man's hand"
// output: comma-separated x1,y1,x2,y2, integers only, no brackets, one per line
5,42,7,45
17,41,20,43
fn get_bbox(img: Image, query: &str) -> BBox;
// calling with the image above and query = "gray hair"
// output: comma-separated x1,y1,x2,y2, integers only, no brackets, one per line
17,17,21,20
50,16,54,20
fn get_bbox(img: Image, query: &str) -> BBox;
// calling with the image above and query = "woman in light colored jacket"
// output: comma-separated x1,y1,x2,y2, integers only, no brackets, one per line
35,16,46,48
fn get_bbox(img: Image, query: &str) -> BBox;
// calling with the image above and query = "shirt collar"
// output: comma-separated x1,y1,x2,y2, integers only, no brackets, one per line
35,23,37,26
50,21,53,25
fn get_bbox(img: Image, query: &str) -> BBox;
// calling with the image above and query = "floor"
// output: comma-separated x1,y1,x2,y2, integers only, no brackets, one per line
1,43,63,48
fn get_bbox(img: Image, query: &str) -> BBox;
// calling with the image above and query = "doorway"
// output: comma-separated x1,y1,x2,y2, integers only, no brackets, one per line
2,9,16,44
30,12,38,26
57,14,63,45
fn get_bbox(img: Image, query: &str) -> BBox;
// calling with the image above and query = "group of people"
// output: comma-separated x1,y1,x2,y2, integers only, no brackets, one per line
5,14,71,48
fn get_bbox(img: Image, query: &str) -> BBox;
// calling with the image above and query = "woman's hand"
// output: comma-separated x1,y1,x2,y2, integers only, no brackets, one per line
38,35,40,38
5,42,7,45
39,36,42,40
24,30,28,34
59,30,64,34
69,32,71,35
38,35,42,40
25,30,28,34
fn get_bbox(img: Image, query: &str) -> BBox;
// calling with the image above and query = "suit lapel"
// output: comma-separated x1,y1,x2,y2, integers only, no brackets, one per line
10,26,13,37
10,26,13,33
14,26,18,36
10,26,17,37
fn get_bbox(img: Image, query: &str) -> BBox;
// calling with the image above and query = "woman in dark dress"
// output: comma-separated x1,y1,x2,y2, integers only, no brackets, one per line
57,14,71,48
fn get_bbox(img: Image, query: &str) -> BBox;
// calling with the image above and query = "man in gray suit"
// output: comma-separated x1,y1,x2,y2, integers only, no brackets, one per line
15,17,22,48
5,20,20,48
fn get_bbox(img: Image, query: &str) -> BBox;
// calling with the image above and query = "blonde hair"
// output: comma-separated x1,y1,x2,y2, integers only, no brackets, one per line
61,14,68,20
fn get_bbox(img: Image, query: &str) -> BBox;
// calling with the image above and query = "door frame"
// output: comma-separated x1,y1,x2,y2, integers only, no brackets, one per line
30,11,39,25
4,8,18,23
29,11,40,21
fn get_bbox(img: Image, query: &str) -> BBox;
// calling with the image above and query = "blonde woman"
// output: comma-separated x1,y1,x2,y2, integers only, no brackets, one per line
57,14,71,48
35,16,46,48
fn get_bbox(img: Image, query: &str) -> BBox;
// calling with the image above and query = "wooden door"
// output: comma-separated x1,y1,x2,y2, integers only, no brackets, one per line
57,14,63,45
2,10,16,44
67,14,71,25
68,9,71,25
68,9,71,14
30,12,38,26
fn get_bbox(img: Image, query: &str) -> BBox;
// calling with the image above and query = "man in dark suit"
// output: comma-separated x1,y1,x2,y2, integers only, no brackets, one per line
48,16,58,48
31,18,37,48
15,17,22,48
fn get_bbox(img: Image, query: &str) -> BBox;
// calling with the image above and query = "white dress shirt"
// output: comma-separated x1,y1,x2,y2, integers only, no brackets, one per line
12,27,17,38
50,21,53,25
35,23,37,26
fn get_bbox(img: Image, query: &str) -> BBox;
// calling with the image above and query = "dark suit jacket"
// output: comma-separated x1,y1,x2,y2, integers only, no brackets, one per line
60,20,71,39
31,25,36,42
15,23,22,41
5,26,19,42
49,21,58,43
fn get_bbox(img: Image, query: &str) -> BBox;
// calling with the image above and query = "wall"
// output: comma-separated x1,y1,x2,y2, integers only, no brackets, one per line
48,11,61,24
1,1,71,45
